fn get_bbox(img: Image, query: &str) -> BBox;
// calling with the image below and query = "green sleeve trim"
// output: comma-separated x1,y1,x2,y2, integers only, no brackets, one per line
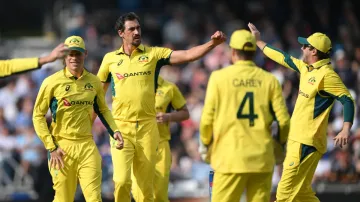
50,97,58,123
314,91,335,119
105,73,112,83
337,95,355,123
93,96,114,138
154,58,171,93
266,44,300,73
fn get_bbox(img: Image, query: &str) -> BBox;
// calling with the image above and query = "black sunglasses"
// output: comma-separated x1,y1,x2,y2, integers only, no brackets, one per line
302,44,314,49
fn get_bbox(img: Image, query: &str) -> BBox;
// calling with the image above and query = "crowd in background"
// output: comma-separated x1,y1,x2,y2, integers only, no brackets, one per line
1,0,360,200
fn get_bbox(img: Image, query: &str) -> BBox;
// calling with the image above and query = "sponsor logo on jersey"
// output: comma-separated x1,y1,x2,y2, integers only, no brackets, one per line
65,85,70,91
115,71,152,80
117,59,123,66
62,98,94,107
298,89,309,98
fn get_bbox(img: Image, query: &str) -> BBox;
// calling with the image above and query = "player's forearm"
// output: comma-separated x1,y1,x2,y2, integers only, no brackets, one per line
341,122,352,132
33,116,57,150
168,108,190,122
256,41,267,51
170,41,216,65
199,123,213,146
0,58,40,77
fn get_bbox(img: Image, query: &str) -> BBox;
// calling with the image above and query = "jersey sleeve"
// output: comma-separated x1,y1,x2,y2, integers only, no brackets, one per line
319,72,355,123
97,53,112,83
0,58,39,77
270,77,290,144
171,84,187,110
32,78,57,150
93,79,119,138
263,44,307,74
200,72,218,146
153,47,173,63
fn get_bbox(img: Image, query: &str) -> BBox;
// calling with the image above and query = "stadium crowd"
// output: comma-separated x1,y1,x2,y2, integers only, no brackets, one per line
0,0,360,200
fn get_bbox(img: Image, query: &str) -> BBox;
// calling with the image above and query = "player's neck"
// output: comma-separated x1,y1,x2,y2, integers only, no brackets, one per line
123,43,137,56
67,66,84,78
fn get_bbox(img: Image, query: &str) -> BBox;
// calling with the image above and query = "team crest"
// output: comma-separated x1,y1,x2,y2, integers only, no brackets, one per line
308,77,316,85
138,55,149,63
69,38,80,46
156,90,164,96
84,83,93,90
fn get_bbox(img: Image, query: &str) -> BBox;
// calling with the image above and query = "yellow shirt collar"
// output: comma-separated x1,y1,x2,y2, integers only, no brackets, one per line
234,60,256,66
64,67,88,79
308,58,331,69
116,44,145,55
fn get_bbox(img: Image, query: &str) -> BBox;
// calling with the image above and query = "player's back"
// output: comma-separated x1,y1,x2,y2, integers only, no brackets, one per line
210,61,282,173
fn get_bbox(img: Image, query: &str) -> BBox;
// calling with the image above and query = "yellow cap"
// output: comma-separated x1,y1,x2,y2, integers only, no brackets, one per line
64,36,86,53
298,32,332,54
229,29,256,51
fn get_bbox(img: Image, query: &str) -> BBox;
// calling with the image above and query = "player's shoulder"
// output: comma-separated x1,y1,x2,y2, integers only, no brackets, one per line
102,50,120,60
45,69,64,82
85,71,102,86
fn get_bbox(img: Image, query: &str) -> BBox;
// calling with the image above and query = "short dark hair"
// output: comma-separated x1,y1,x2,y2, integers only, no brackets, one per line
114,12,140,32
234,42,256,59
316,49,331,60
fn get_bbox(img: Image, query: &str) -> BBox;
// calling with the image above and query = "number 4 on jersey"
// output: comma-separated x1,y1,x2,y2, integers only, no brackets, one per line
237,92,258,127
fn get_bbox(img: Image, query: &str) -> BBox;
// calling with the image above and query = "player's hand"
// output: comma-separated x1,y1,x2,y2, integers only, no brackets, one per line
334,129,350,148
50,147,66,170
210,31,227,46
48,43,69,62
156,112,171,124
114,131,124,150
248,22,261,41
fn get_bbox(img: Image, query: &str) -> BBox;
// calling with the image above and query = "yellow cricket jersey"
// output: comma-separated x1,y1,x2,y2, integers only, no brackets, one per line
0,58,39,77
97,44,173,122
200,60,290,173
33,68,119,150
263,45,355,153
156,77,187,142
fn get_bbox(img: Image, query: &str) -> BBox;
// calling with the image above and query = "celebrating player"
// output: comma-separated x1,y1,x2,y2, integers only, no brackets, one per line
199,29,290,202
96,12,225,202
248,22,355,202
33,36,124,202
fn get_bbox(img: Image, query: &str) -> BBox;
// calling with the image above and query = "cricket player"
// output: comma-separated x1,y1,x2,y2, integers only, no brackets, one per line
199,29,290,202
248,23,355,202
96,12,225,202
132,76,190,202
33,36,124,202
1,43,68,77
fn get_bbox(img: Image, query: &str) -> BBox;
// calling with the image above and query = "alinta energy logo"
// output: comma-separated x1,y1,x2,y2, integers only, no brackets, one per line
115,71,152,80
62,98,94,107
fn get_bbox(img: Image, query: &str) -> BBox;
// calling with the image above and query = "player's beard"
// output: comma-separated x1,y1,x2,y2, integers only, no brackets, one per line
132,38,141,47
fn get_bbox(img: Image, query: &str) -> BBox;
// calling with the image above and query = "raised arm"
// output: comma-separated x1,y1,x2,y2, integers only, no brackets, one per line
0,43,68,77
248,22,305,73
169,31,226,65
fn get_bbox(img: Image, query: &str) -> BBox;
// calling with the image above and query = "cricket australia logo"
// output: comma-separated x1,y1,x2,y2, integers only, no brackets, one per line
138,55,149,63
308,77,316,85
84,83,93,90
69,38,80,46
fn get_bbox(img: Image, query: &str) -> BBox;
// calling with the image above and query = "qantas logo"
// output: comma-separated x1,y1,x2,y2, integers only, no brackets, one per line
62,98,94,107
63,98,71,106
115,71,152,80
116,73,125,80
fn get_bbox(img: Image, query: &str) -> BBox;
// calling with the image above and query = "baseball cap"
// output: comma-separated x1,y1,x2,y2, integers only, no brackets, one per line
229,29,257,51
64,36,86,53
298,32,332,54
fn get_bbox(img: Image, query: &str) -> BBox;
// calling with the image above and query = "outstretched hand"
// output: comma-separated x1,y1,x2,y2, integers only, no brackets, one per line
248,23,261,41
211,31,227,46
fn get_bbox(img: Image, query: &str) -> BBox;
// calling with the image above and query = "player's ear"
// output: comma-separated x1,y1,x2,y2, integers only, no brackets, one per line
118,30,124,38
84,50,88,57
